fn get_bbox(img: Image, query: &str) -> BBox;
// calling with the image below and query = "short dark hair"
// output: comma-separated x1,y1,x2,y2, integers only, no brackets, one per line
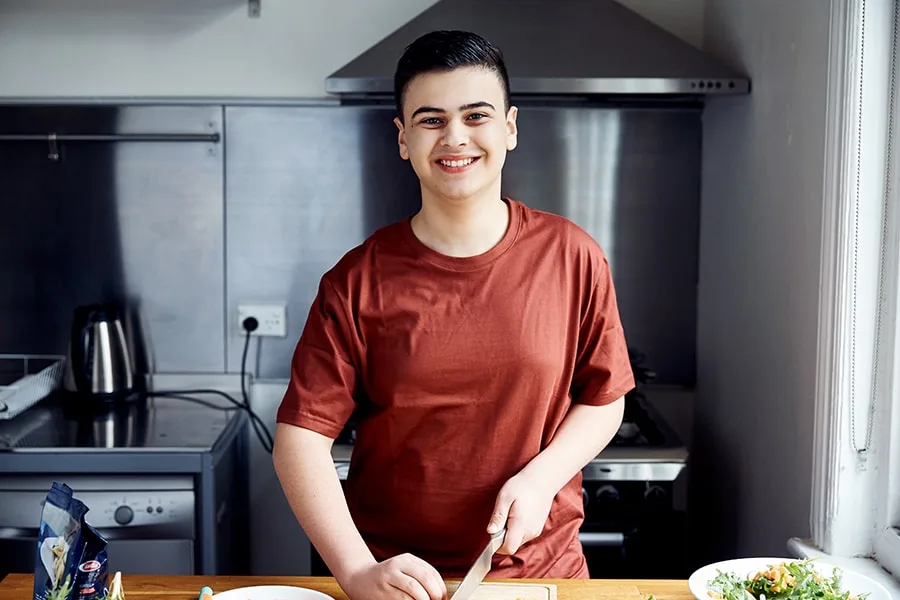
393,30,511,121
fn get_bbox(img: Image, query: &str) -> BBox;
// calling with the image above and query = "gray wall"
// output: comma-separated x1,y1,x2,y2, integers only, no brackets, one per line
0,101,703,386
689,0,830,564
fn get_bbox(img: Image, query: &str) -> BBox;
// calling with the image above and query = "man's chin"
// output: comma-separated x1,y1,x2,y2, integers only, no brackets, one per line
422,182,500,205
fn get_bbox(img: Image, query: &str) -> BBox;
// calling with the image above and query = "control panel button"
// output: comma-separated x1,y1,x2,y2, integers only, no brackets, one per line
114,505,134,525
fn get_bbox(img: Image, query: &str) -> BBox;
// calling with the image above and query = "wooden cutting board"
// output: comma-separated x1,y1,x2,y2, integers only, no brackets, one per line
447,582,558,600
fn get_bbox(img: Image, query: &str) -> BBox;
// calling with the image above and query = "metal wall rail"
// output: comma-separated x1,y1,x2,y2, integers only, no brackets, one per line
0,133,220,142
0,132,221,160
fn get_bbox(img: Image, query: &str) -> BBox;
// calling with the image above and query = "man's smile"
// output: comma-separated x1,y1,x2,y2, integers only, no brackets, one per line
435,156,481,172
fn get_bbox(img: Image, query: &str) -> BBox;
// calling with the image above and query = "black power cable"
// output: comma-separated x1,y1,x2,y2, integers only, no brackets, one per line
238,317,275,453
149,316,275,454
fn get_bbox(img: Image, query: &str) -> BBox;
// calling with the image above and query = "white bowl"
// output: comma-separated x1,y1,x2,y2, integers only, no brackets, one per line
212,585,334,600
688,556,891,600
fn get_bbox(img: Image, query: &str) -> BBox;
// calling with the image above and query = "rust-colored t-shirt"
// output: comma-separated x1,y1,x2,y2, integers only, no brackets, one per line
276,198,635,579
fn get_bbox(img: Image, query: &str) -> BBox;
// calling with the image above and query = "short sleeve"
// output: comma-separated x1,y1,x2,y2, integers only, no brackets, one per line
275,276,360,438
571,255,636,406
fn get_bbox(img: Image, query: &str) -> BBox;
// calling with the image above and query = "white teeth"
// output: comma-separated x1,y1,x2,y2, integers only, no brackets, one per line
439,157,475,168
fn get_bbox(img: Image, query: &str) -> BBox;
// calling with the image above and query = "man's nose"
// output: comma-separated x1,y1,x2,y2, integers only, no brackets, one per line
441,120,469,147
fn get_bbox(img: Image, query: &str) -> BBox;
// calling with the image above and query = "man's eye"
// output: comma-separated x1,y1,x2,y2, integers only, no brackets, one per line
421,118,442,125
468,113,488,121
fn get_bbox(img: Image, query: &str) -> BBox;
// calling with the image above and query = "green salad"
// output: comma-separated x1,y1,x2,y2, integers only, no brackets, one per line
706,559,868,600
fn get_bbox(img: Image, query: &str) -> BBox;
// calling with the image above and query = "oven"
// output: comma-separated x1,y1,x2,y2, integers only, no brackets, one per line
579,468,688,579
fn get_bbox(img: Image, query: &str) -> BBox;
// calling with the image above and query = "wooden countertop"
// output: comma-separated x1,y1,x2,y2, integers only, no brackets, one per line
0,573,694,600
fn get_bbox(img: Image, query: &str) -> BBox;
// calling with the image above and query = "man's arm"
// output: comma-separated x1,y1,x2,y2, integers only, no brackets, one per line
272,423,446,600
272,424,374,580
488,397,625,554
519,398,624,493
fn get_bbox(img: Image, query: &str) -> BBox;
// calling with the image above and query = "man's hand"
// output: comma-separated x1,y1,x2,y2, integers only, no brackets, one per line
486,471,556,555
485,400,625,555
340,555,447,600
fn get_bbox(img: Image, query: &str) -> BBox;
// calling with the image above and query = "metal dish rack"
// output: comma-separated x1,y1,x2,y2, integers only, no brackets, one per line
0,354,66,420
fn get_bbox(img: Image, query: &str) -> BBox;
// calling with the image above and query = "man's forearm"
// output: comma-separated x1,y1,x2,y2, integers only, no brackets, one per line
272,423,375,582
519,398,625,494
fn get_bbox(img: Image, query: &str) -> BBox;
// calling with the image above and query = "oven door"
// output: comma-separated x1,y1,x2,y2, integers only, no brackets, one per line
578,530,627,578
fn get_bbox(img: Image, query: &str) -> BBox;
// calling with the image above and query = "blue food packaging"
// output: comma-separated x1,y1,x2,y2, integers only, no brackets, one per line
33,482,109,600
73,522,109,600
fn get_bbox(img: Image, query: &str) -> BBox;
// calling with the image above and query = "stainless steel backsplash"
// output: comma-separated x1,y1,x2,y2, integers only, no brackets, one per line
0,102,700,384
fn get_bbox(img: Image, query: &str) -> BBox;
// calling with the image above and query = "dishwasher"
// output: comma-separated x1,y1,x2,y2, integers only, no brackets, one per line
0,474,197,577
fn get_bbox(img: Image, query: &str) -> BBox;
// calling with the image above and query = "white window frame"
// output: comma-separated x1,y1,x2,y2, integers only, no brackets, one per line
808,0,900,580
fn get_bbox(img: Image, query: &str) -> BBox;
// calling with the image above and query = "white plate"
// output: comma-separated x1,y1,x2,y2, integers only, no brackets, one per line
212,585,334,600
688,556,891,600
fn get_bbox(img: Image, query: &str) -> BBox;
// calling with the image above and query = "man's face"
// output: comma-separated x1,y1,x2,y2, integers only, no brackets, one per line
394,66,518,205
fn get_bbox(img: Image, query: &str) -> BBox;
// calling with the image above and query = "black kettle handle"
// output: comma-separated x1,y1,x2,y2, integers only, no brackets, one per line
71,307,99,392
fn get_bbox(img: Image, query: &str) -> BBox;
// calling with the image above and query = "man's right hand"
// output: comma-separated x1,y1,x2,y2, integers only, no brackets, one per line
339,554,447,600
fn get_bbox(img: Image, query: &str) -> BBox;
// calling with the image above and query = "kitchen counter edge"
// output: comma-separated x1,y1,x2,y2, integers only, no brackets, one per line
0,573,695,600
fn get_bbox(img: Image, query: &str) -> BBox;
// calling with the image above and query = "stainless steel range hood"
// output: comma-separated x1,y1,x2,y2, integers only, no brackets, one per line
325,0,750,98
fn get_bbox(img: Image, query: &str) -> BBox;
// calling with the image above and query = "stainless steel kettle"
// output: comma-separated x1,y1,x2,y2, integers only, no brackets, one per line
66,303,139,401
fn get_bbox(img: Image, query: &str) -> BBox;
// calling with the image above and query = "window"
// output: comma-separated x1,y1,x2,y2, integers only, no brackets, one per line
808,0,900,579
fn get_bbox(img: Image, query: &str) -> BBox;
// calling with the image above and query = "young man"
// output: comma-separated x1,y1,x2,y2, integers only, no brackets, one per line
273,30,635,600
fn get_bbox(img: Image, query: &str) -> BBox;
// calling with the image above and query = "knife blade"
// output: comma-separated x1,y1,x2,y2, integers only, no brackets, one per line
449,527,507,600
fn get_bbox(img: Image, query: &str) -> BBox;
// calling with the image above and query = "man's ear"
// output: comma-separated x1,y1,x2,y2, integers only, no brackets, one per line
506,106,518,152
394,116,409,160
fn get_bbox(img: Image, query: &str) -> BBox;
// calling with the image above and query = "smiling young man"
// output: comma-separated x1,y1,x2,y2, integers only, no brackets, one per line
273,30,635,600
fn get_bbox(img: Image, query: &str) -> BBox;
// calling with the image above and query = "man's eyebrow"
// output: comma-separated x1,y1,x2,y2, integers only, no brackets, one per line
460,101,496,112
410,101,497,119
411,105,445,118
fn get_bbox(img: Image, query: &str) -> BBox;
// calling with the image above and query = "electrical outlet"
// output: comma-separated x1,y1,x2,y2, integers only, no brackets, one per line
238,304,287,337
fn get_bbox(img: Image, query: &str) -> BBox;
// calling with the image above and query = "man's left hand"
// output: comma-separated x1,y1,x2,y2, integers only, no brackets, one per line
486,471,555,555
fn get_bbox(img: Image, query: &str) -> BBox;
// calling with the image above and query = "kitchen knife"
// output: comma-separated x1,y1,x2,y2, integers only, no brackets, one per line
449,527,507,600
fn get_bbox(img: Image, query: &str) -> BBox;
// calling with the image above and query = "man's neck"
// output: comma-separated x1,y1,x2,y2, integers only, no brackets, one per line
411,191,510,258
